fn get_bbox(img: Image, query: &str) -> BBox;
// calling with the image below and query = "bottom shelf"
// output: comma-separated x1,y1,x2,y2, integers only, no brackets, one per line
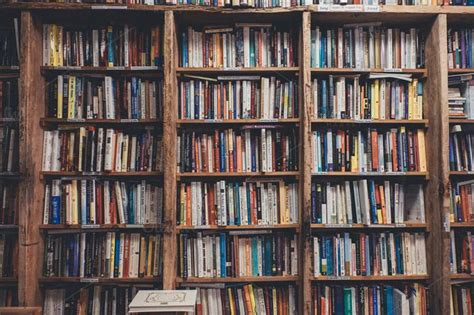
177,276,299,284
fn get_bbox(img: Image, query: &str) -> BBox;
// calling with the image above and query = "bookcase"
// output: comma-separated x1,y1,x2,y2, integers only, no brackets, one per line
2,2,474,314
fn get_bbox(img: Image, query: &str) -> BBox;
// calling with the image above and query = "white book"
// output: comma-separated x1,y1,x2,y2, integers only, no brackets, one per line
42,131,53,171
92,30,99,67
104,129,115,171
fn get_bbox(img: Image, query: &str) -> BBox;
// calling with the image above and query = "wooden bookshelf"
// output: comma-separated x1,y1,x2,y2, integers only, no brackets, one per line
1,4,472,314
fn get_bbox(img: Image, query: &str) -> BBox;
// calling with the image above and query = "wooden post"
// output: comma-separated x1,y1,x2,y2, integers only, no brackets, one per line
17,11,44,307
301,11,313,315
424,13,450,315
162,10,178,290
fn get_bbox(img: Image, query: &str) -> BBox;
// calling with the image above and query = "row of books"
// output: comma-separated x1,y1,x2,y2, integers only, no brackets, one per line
312,76,423,120
448,76,474,119
180,25,297,68
313,284,428,315
311,181,425,225
311,26,424,69
42,128,163,173
178,128,298,173
452,284,474,315
43,179,163,225
0,126,17,173
47,75,163,120
0,185,17,225
178,180,299,227
178,77,298,120
0,288,17,307
44,286,146,315
179,232,298,278
311,128,427,173
448,29,474,69
450,230,474,274
0,22,19,67
188,285,297,315
43,24,162,67
44,232,163,278
0,79,18,119
450,125,474,172
313,232,427,276
0,234,17,278
450,180,474,223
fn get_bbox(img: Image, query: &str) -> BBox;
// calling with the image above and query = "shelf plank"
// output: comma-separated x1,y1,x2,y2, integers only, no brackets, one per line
312,275,430,281
311,68,427,75
41,171,163,178
450,274,474,280
40,118,162,126
312,171,428,178
38,277,162,284
177,171,300,178
0,224,19,231
312,119,429,126
449,171,474,176
177,118,300,124
176,276,299,283
450,222,474,228
448,68,474,74
177,67,299,74
0,277,18,284
311,223,427,230
39,224,163,232
449,119,474,124
0,66,19,71
41,66,162,73
176,224,299,231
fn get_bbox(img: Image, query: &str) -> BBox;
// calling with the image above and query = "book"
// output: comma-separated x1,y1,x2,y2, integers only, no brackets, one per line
179,232,298,278
42,24,162,67
178,127,298,173
451,284,474,315
185,285,297,314
179,76,298,120
312,75,423,120
41,127,163,173
0,288,17,307
0,126,18,173
129,290,197,313
311,181,425,225
313,284,427,315
0,233,18,278
47,75,163,120
450,230,474,274
43,232,163,278
178,180,299,227
311,127,427,173
311,26,424,69
449,125,474,172
313,232,427,276
0,79,19,119
180,25,297,68
0,20,19,67
448,29,474,69
0,184,17,225
43,179,163,225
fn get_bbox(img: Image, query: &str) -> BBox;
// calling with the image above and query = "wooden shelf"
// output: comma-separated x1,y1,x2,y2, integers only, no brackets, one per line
448,68,474,74
177,118,300,125
449,119,474,124
311,68,427,75
39,277,161,284
450,222,474,228
40,66,162,73
449,171,474,176
0,66,19,71
176,67,299,74
41,171,163,178
312,275,430,281
40,118,162,127
39,224,163,232
312,171,428,178
0,172,22,180
311,223,427,230
450,274,474,280
312,118,428,126
0,224,18,231
177,171,299,178
176,224,299,231
0,277,18,285
176,276,299,283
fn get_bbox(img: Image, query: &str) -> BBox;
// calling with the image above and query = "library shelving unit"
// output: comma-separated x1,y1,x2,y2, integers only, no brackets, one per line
3,2,474,314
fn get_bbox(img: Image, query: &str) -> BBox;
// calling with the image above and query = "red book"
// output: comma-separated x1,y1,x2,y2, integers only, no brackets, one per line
96,183,103,224
123,234,130,277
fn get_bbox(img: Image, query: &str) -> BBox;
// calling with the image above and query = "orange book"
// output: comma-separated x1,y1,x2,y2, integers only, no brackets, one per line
243,285,254,315
250,184,257,225
139,236,146,277
391,130,398,172
208,185,216,225
214,131,220,172
123,234,130,278
236,135,242,172
217,84,222,119
202,134,208,172
371,130,378,172
186,184,192,226
110,188,117,224
379,184,386,224
233,235,239,278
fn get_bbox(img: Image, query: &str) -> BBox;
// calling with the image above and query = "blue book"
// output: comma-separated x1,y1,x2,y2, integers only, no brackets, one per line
114,233,120,277
321,37,326,68
373,287,378,315
368,181,378,224
235,183,241,226
365,237,371,276
251,139,256,172
326,238,333,276
107,27,114,66
246,186,251,224
264,237,272,276
51,195,61,224
128,188,135,224
386,286,394,315
194,81,200,119
220,131,226,172
321,80,327,118
252,238,258,276
73,235,79,276
220,233,226,277
182,32,188,67
131,77,138,119
395,235,403,274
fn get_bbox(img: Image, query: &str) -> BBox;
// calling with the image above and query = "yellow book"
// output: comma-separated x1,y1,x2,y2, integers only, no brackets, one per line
378,185,385,224
51,24,58,66
57,75,63,119
272,287,277,314
146,236,154,276
68,76,76,119
57,26,64,67
279,180,287,224
71,180,78,224
417,130,427,172
248,284,257,314
110,234,115,277
180,183,186,225
408,80,415,120
228,288,236,315
351,138,359,172
373,80,379,119
139,236,146,277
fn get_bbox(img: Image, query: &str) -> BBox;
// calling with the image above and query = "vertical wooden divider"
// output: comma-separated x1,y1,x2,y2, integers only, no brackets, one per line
301,11,313,315
18,10,44,307
424,13,450,315
162,10,178,290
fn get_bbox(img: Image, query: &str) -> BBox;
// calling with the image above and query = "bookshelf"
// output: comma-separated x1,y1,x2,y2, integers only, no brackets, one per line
1,2,474,314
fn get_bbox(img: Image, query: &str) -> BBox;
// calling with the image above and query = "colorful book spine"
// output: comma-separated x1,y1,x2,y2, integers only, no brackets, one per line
450,230,474,274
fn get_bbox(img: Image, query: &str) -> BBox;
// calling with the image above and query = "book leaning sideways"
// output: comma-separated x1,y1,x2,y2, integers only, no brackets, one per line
129,290,197,313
